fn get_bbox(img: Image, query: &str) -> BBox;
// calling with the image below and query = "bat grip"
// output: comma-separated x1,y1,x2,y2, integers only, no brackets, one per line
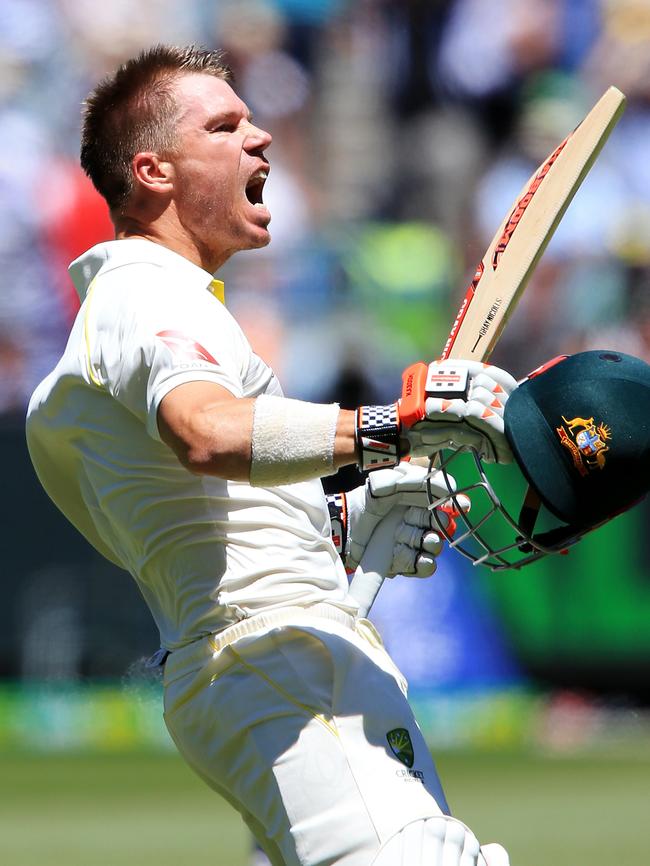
348,506,405,618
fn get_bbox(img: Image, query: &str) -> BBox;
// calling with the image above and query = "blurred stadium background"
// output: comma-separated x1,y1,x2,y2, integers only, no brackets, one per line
1,0,649,864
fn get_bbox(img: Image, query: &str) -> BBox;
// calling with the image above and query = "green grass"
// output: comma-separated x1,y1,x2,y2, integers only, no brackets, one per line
437,750,650,866
1,748,648,865
0,751,248,866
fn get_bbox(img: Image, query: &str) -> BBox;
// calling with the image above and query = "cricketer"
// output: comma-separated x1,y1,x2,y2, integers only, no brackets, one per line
26,43,527,866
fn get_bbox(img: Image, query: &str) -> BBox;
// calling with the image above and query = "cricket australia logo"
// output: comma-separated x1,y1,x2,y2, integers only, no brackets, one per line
156,330,219,366
556,415,612,477
387,728,414,768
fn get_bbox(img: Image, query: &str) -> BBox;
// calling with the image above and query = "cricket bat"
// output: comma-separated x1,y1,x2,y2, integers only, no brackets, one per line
350,85,626,617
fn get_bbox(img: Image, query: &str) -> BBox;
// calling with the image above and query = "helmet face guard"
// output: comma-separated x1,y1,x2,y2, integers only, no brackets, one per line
425,350,650,571
425,447,593,571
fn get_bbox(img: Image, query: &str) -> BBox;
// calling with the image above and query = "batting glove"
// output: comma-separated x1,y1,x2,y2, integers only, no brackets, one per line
355,360,518,470
402,359,518,464
327,462,467,577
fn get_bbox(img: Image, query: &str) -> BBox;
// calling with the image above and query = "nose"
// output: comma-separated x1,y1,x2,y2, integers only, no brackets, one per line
244,122,272,153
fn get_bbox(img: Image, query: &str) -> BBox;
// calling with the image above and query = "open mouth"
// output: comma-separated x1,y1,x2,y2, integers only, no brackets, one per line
245,168,268,207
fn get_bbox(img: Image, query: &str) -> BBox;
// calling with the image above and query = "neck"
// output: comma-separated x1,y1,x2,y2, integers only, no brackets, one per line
114,208,231,274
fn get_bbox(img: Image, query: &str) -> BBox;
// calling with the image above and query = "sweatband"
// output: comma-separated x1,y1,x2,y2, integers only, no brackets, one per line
250,394,340,486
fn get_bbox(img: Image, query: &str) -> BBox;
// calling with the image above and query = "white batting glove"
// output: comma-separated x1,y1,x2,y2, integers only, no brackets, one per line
355,360,518,473
403,359,518,464
336,462,462,577
480,843,511,866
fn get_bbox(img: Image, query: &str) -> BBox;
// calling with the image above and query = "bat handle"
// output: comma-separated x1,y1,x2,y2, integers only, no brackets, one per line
348,506,405,618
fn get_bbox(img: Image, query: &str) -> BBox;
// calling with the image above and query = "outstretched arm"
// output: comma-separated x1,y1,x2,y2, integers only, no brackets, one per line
157,358,518,484
157,380,357,481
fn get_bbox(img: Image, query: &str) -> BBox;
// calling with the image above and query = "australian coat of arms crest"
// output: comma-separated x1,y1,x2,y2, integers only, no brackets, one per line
555,415,612,477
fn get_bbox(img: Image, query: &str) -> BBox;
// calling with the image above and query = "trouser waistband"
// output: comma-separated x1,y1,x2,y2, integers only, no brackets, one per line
152,602,358,671
207,602,357,654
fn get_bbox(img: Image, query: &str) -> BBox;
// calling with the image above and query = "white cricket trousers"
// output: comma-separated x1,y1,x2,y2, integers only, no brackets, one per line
163,603,449,866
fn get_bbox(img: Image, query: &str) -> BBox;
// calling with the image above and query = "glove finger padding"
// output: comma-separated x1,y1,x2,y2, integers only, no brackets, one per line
394,523,443,556
401,359,518,464
453,360,518,398
422,396,510,464
469,374,512,408
390,542,437,577
408,421,489,459
363,507,446,578
391,518,443,577
468,385,506,417
346,463,457,575
474,362,518,395
346,463,431,570
367,462,429,505
402,506,435,529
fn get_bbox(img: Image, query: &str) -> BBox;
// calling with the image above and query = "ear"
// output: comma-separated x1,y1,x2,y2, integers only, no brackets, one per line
131,152,174,195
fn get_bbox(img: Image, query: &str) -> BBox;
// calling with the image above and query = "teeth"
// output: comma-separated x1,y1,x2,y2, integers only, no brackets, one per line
247,170,268,185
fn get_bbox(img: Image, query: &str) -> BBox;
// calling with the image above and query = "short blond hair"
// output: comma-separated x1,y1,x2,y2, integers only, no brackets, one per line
81,44,232,214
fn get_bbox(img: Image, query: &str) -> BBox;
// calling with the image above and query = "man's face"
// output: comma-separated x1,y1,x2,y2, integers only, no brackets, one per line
169,74,272,268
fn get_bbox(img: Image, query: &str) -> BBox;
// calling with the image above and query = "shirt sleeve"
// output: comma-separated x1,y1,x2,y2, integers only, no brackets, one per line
101,276,248,441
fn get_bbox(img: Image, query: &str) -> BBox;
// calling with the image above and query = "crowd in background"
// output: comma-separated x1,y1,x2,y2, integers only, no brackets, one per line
2,0,650,414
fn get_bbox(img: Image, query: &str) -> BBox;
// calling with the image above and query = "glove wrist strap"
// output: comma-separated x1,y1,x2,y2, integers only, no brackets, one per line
326,492,348,561
355,404,402,471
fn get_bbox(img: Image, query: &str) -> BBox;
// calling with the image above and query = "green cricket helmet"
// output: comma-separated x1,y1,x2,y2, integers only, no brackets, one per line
426,350,650,570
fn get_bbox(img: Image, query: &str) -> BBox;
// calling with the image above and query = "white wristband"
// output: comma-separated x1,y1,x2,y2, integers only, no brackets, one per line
250,394,340,486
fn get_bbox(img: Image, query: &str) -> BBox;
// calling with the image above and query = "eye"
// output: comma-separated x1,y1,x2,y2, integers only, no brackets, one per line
212,123,236,133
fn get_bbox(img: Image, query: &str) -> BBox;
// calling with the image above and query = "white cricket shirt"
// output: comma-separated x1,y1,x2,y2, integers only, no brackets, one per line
26,240,354,649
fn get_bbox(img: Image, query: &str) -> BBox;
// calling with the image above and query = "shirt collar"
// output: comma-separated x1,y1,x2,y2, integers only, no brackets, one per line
208,278,225,304
68,239,226,305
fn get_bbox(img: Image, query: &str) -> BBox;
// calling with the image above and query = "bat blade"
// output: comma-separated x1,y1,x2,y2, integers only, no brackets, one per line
442,86,626,363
